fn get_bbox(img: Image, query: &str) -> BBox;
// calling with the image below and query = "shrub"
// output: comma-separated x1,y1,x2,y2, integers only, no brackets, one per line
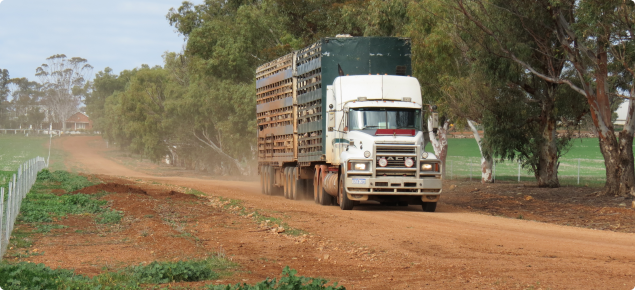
36,169,94,192
0,262,79,290
208,266,345,290
131,260,218,283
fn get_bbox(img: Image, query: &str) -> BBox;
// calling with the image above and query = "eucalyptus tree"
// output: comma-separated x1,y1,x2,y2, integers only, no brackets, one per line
86,67,129,132
8,78,45,129
36,54,93,131
0,69,9,127
452,0,634,196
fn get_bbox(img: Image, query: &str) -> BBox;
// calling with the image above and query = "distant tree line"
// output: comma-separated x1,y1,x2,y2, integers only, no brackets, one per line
85,0,635,197
0,55,92,131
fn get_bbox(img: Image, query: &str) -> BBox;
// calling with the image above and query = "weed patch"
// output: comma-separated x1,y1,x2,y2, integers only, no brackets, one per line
19,193,107,223
208,266,345,290
36,169,96,193
0,257,239,289
211,197,308,236
131,259,218,283
97,210,123,224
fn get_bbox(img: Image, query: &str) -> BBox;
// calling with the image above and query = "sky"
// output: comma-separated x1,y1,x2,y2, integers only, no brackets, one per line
0,0,191,82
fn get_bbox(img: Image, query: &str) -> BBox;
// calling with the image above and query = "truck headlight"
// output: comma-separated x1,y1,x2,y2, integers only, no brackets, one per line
421,163,439,171
421,163,433,171
421,152,429,159
364,151,371,158
348,161,371,171
404,157,414,168
378,157,388,167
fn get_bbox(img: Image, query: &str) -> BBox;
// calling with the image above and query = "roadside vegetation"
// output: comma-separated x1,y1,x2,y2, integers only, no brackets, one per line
1,168,343,289
1,262,343,290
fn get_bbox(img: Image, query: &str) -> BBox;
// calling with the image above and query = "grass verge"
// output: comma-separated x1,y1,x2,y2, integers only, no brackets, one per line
210,196,309,236
0,263,343,290
0,257,237,290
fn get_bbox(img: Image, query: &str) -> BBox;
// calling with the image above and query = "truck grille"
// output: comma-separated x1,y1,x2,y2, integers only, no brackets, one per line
376,147,416,155
374,143,418,177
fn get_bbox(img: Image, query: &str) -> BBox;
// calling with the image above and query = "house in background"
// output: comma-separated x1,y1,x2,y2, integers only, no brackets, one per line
42,111,93,131
65,112,93,130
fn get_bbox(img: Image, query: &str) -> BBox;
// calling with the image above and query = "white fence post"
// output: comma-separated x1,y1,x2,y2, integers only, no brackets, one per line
0,188,4,256
518,162,521,182
493,160,496,183
577,158,581,185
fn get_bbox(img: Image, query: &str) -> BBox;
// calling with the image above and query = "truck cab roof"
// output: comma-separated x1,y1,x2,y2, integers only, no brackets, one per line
331,75,422,108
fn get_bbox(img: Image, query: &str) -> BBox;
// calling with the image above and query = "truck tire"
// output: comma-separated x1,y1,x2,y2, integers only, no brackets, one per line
263,166,271,195
283,168,290,199
313,170,321,204
422,202,437,212
319,178,333,206
338,173,354,210
260,166,266,195
269,166,281,195
292,168,301,200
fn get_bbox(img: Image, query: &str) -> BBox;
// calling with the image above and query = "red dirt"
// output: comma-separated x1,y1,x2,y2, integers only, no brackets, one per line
9,135,635,289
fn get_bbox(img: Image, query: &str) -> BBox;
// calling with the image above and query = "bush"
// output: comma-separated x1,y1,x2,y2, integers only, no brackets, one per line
36,169,94,192
208,267,345,290
131,260,218,283
0,262,79,290
96,210,123,224
19,193,107,223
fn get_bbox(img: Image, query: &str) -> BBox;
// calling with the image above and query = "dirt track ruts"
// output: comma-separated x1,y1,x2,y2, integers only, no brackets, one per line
58,136,635,289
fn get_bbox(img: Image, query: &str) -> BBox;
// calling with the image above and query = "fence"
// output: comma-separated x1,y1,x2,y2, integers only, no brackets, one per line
0,156,47,261
445,156,607,186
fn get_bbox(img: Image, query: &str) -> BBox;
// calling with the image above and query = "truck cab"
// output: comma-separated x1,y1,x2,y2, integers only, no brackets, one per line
324,75,442,211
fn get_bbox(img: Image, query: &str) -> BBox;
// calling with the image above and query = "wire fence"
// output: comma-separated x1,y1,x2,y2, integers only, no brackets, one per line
0,156,47,261
445,156,607,186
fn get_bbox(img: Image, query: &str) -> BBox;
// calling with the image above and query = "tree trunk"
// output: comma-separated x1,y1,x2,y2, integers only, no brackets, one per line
428,119,450,178
535,91,560,188
588,47,633,196
467,120,493,183
618,130,635,196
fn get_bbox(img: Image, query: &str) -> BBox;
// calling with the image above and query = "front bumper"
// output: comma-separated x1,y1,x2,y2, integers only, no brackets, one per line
344,176,442,201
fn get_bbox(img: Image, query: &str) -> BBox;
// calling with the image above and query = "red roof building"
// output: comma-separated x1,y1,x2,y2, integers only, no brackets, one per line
65,112,93,130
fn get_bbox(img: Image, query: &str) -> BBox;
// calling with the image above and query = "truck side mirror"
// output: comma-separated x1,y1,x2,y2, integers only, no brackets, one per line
430,112,439,130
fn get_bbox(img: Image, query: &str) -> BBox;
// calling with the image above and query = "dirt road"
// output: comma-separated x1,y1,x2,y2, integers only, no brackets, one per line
59,136,635,289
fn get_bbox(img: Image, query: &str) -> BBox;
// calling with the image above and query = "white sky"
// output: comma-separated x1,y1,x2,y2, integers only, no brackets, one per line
0,0,192,81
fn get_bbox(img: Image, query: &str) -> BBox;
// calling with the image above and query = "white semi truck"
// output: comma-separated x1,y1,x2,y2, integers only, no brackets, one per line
257,36,442,211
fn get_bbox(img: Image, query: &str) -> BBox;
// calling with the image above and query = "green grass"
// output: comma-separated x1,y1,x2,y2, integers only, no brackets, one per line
5,170,116,254
0,262,343,290
0,135,50,172
207,266,345,290
212,197,309,236
0,257,238,290
428,138,609,185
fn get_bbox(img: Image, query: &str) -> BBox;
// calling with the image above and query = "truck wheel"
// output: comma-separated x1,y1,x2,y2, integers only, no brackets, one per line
422,202,437,212
338,173,354,210
289,168,296,199
313,170,320,204
292,168,301,200
269,167,281,195
260,166,266,195
283,168,290,199
263,166,271,195
319,178,333,206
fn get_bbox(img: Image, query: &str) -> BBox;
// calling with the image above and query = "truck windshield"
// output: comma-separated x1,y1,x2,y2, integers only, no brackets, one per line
349,108,421,131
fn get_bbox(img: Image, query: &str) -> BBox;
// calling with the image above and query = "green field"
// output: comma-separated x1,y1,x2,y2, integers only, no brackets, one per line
428,138,609,185
0,135,52,187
